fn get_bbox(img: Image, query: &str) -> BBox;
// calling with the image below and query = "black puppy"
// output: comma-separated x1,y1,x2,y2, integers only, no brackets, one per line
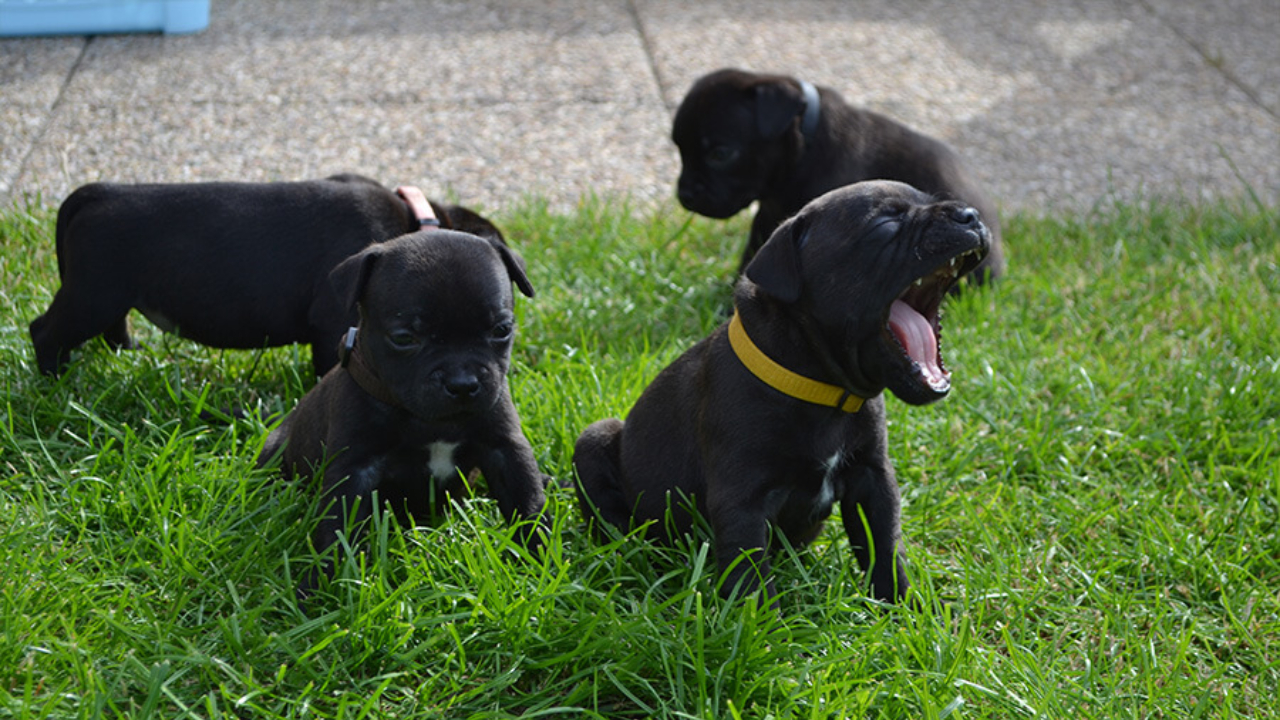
574,181,990,604
28,174,503,377
258,229,545,593
672,67,1004,282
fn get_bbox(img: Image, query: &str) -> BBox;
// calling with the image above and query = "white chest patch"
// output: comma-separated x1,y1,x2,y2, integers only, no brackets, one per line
427,441,461,480
816,450,843,506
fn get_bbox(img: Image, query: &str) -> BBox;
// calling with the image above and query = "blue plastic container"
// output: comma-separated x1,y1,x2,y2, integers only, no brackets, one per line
0,0,210,37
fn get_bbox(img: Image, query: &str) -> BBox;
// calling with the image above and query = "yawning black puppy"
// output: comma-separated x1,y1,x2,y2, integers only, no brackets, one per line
258,229,546,594
573,181,990,604
672,67,1004,283
29,174,503,377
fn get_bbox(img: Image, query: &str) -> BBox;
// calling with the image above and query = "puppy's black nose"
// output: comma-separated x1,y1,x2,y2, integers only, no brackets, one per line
951,206,980,225
443,374,481,399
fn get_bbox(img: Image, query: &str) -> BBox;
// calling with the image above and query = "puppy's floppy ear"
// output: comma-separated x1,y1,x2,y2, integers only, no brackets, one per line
745,215,808,303
329,244,386,313
486,237,536,298
754,79,806,139
435,202,507,244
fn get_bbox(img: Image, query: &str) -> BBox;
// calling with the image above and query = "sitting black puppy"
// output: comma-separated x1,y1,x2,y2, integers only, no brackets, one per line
29,174,503,376
672,67,1004,282
258,229,546,595
574,181,990,605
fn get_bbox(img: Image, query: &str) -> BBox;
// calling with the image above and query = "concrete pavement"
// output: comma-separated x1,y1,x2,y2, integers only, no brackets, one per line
2,0,1277,215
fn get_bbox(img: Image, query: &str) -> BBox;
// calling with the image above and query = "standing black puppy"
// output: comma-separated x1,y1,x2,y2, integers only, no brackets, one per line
574,181,990,604
29,174,503,377
258,229,546,593
673,68,1004,282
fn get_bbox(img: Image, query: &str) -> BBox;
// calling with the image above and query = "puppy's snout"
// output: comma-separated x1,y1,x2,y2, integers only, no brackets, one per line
443,372,482,399
676,181,701,207
950,206,980,226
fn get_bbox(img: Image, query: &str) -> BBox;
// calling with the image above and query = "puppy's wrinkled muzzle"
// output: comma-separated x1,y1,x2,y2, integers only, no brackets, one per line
409,361,500,422
677,179,747,219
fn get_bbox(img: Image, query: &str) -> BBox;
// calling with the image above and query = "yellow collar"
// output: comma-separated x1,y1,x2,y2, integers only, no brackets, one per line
728,310,864,413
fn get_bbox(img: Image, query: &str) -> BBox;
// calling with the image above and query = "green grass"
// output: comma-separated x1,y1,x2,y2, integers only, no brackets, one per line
1,192,1277,718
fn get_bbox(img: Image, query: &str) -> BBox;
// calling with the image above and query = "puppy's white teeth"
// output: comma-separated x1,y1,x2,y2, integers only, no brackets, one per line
914,278,924,287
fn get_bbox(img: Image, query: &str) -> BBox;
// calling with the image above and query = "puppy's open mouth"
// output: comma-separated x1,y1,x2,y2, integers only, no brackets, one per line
886,247,985,395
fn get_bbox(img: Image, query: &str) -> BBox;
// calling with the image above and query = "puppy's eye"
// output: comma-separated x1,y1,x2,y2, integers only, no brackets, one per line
865,216,902,244
705,145,740,167
489,322,514,342
387,331,420,350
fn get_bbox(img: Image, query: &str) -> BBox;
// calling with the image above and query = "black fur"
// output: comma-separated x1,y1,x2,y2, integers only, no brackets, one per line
672,68,1005,282
574,181,991,606
257,230,545,597
29,174,505,376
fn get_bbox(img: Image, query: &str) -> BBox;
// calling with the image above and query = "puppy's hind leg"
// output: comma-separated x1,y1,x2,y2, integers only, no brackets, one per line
101,316,136,350
29,290,133,376
572,418,633,537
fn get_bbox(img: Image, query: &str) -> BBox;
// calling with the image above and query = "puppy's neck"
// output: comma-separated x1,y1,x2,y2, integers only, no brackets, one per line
338,327,403,408
729,308,863,413
730,291,879,411
766,84,831,212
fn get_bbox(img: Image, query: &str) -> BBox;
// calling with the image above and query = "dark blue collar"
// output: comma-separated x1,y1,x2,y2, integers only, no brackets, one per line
798,80,821,141
339,327,402,408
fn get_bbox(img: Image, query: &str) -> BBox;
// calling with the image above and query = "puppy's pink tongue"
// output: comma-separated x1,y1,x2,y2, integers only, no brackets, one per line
889,300,946,386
